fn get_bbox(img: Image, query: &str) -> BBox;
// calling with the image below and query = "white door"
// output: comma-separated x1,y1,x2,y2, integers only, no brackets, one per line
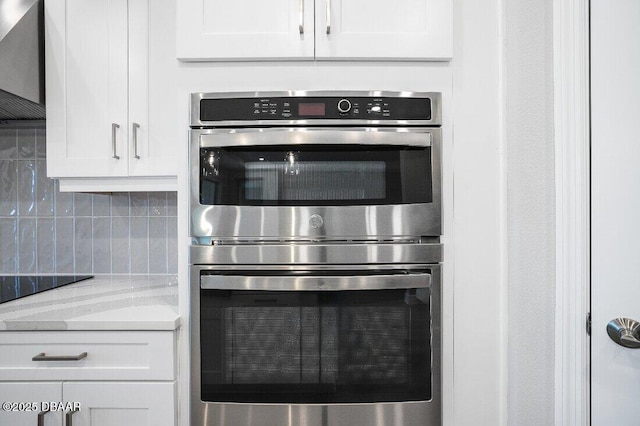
63,382,175,426
314,0,452,60
0,382,63,426
591,0,640,424
45,0,129,178
176,0,315,60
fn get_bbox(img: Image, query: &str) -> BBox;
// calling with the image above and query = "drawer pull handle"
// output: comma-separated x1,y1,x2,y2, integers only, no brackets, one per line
37,409,50,426
32,352,88,362
65,409,78,426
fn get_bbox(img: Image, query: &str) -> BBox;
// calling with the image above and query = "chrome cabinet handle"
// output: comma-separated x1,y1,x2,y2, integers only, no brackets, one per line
65,409,78,426
133,122,141,159
37,409,50,426
111,123,120,159
32,352,88,361
299,0,304,34
326,0,331,34
607,318,640,348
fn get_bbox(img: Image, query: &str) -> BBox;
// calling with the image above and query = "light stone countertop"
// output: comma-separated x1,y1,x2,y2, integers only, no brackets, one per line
0,275,180,331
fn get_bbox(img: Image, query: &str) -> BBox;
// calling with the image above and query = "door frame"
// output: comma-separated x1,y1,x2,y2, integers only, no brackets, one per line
553,0,590,425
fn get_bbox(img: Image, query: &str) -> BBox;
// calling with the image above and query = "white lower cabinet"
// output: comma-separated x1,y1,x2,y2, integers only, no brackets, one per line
0,382,63,426
63,382,175,426
0,331,176,426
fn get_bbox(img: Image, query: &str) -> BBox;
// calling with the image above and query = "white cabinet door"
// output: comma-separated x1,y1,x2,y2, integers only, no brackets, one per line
0,382,63,426
128,0,150,176
591,0,640,424
46,0,129,178
128,0,178,178
63,382,175,426
176,0,451,61
177,0,315,60
314,0,452,60
46,0,179,187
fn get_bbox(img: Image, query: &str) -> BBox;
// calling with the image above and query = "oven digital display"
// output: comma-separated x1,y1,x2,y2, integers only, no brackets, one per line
298,103,326,116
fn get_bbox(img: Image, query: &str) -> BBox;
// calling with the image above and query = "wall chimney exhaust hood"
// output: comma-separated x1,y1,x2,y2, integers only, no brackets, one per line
0,0,45,120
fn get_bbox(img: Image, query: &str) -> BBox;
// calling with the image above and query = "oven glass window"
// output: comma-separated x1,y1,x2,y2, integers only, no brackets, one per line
199,288,432,403
200,145,432,206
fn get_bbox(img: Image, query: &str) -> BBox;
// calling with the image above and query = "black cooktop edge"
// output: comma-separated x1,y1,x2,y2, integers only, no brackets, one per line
0,275,94,304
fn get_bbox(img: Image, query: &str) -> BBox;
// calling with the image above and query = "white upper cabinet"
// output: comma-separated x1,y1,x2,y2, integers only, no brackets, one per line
315,0,452,60
46,0,129,178
46,0,178,192
177,0,452,61
177,0,315,60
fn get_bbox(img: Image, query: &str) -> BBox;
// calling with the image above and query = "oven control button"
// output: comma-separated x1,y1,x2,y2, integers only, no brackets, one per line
309,214,324,229
337,99,352,114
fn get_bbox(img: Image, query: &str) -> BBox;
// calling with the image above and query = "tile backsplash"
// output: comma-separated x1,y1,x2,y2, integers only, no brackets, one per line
0,127,177,275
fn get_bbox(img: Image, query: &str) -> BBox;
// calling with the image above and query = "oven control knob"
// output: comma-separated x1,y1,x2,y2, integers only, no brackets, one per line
309,214,324,229
337,99,352,114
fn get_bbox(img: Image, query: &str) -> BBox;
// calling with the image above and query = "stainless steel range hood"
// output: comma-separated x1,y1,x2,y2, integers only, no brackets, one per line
0,0,45,120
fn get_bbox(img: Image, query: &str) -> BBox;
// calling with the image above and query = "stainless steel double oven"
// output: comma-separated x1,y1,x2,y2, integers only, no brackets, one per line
189,91,443,426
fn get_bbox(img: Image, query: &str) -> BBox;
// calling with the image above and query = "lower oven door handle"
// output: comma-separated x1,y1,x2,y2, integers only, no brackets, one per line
200,273,432,291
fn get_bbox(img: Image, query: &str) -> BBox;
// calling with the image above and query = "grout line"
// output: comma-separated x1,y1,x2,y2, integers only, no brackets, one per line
15,217,21,274
89,195,94,275
127,194,132,274
71,216,78,275
90,216,94,275
34,217,38,274
166,204,170,273
147,215,151,274
71,193,76,274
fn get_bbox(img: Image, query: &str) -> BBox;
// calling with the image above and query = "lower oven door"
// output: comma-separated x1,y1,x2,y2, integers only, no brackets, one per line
191,265,441,426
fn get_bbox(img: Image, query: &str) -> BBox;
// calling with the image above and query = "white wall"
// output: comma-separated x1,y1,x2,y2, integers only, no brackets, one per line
504,0,556,424
451,0,507,424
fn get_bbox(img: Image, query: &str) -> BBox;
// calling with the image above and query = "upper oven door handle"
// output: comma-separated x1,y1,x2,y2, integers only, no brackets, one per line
200,272,432,291
197,128,435,148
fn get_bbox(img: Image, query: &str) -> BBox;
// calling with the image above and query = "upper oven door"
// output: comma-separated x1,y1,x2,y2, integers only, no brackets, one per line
190,128,442,242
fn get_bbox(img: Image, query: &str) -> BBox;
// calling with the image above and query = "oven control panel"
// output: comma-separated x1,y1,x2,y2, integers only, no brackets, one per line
199,96,433,122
